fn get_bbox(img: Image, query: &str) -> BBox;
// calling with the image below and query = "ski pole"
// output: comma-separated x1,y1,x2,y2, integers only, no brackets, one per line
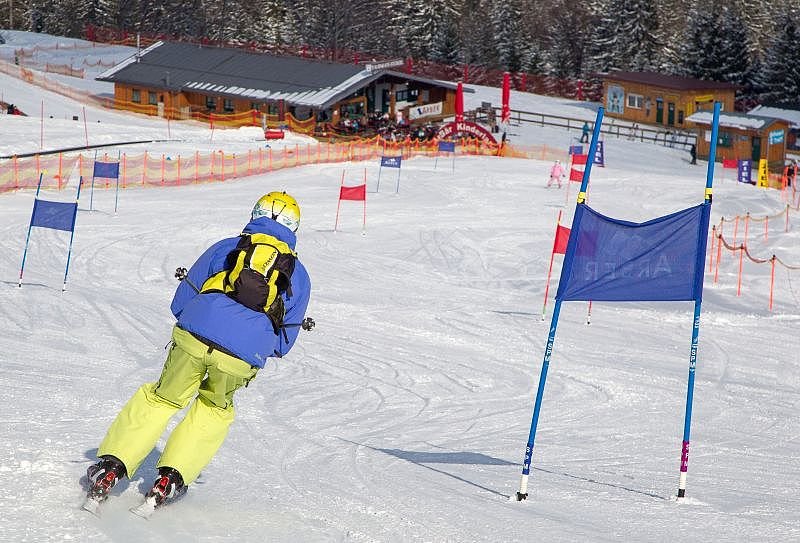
281,317,316,331
174,267,200,293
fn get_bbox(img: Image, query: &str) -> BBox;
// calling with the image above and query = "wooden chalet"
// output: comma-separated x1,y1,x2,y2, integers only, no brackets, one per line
686,110,789,171
601,71,737,129
96,41,469,131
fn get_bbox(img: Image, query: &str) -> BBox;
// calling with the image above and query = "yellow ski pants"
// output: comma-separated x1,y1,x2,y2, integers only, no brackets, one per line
97,325,258,484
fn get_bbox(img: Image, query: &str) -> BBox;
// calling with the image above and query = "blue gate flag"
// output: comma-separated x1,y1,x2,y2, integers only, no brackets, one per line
593,141,605,166
438,141,455,153
380,156,402,168
569,145,583,155
737,160,752,183
93,161,120,178
30,199,79,232
556,202,710,302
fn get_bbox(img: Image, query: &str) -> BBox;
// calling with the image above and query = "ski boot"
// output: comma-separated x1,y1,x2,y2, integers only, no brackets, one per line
83,455,127,514
130,466,187,519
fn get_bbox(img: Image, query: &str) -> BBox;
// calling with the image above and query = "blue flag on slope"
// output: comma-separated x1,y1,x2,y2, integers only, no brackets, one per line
556,203,710,302
93,161,120,178
30,199,78,232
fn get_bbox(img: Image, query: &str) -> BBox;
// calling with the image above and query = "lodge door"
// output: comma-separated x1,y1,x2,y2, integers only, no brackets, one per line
656,99,664,123
751,137,761,162
667,103,675,125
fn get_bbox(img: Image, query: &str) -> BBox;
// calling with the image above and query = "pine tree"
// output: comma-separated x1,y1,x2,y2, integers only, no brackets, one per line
757,12,800,104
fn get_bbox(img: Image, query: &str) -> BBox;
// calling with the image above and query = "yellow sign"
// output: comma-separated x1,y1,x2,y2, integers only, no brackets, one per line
757,159,769,187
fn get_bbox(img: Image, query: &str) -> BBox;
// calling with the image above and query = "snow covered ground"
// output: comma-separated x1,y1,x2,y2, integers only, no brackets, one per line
1,31,799,542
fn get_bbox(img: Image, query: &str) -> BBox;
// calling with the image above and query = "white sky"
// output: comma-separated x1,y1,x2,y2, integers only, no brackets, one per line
1,31,799,543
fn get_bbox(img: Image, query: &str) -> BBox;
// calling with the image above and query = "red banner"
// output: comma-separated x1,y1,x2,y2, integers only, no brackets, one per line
340,184,366,201
569,167,583,182
722,158,738,169
554,225,571,254
455,81,464,124
501,72,511,124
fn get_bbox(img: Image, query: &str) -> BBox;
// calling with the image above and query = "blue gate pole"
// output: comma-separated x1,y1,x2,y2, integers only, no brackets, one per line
18,173,44,288
678,102,720,499
114,150,121,214
516,299,563,501
62,177,83,292
516,107,605,501
90,150,97,212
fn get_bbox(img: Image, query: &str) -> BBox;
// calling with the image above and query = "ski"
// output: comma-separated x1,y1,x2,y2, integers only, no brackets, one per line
81,495,104,516
130,496,158,519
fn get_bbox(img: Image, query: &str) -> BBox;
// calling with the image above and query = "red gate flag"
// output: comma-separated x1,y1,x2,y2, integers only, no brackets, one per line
455,81,464,124
554,225,570,254
340,184,366,201
569,167,583,182
722,158,738,169
571,154,588,166
335,169,367,232
501,72,511,124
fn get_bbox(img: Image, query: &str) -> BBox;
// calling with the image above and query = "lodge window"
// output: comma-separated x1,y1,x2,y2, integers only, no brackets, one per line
223,98,234,112
626,93,644,109
131,89,140,103
267,103,279,115
250,102,260,111
395,89,419,102
206,96,216,110
148,91,157,105
718,131,733,147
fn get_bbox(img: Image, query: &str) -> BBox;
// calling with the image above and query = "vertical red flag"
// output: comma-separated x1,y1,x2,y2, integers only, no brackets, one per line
455,81,464,124
501,72,511,124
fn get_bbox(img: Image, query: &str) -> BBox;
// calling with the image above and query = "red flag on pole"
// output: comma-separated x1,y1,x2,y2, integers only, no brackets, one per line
554,225,571,254
501,72,511,124
455,81,464,124
334,169,367,232
569,167,583,182
571,153,588,166
339,184,366,201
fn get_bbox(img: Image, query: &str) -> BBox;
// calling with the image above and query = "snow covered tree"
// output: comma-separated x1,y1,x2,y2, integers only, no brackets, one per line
679,3,751,85
757,11,800,104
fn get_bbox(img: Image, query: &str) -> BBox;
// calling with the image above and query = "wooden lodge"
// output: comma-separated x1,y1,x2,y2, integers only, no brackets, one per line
600,71,737,129
686,110,789,172
96,41,469,134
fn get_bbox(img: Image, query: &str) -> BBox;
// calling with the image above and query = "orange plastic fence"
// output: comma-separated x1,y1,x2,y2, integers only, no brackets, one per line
0,135,513,194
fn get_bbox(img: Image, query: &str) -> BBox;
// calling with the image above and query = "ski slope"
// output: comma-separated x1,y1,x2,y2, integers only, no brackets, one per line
1,31,799,542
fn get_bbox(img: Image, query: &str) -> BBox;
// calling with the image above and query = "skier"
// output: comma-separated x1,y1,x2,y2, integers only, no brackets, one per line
84,191,312,515
580,121,590,143
547,160,565,188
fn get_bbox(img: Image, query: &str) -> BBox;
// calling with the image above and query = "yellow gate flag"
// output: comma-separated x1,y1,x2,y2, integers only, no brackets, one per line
757,159,769,187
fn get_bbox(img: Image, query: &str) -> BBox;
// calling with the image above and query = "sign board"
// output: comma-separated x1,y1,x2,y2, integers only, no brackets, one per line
409,102,443,120
768,129,784,144
435,121,497,144
364,59,404,72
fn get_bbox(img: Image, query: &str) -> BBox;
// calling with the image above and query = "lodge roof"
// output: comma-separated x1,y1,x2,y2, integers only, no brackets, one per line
601,71,738,91
96,41,464,110
686,110,785,131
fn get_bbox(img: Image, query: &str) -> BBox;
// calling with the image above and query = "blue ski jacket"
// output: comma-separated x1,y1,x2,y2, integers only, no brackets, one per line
170,217,311,368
